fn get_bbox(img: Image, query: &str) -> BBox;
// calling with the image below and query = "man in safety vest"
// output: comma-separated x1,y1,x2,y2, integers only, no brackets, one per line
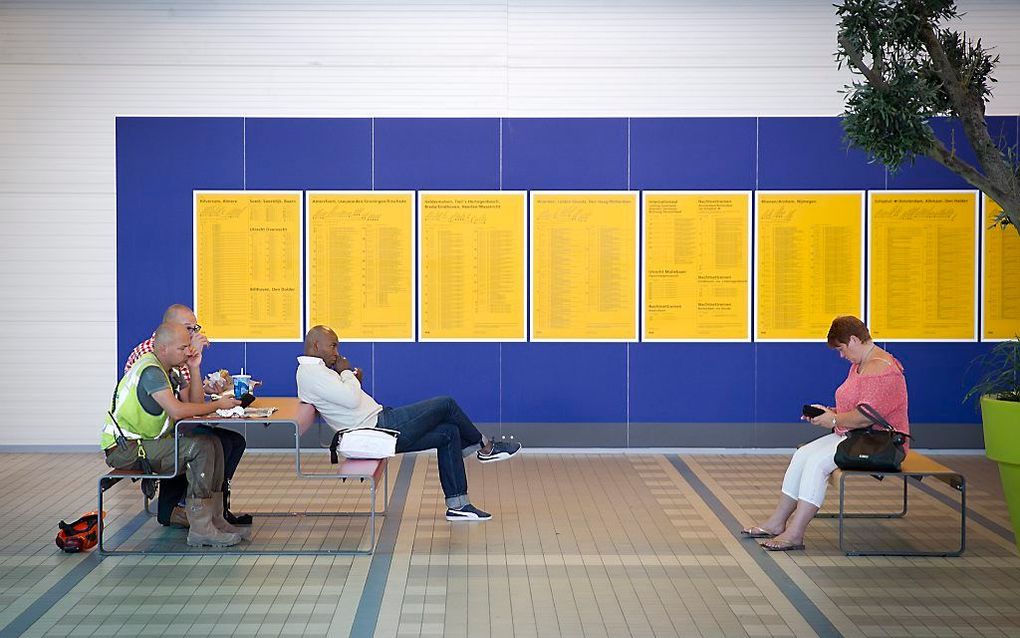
124,303,252,529
103,322,246,547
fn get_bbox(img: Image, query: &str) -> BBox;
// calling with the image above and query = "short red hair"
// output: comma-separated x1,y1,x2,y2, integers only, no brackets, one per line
826,315,871,347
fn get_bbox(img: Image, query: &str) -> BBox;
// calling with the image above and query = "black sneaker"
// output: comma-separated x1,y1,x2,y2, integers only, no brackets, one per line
225,510,253,526
477,439,522,463
445,504,492,521
140,478,157,500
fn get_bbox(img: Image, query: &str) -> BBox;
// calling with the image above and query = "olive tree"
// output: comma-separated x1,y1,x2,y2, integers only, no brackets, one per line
835,0,1020,233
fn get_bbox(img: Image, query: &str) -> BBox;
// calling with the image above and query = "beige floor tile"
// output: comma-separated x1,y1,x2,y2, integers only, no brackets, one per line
1,451,1018,637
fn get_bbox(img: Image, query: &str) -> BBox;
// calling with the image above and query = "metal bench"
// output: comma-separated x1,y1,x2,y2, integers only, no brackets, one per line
818,451,966,556
98,400,388,556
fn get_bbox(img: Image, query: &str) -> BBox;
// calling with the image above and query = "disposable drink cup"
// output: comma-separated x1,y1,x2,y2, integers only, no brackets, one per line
232,375,252,399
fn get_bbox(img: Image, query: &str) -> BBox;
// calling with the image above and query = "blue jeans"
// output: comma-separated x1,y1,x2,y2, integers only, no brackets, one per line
376,396,484,508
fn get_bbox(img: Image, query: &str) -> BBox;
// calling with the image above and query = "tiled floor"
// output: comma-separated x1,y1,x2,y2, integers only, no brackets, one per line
0,450,1017,637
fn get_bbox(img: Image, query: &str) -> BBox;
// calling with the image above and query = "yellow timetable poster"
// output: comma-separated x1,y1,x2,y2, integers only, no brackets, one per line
194,191,302,341
870,191,977,340
532,192,638,341
643,192,750,340
756,192,863,340
307,192,414,341
419,192,526,340
984,196,1020,339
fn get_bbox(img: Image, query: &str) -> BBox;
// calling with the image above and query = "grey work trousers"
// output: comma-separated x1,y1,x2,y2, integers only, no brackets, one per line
104,433,225,499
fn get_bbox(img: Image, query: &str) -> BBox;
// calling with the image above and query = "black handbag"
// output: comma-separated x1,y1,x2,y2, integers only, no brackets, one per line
833,403,911,472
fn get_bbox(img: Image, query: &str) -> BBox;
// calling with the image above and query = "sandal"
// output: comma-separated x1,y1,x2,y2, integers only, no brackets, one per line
739,526,777,539
760,538,805,552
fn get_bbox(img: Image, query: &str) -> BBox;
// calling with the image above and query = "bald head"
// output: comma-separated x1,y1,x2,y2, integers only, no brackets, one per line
154,322,188,347
152,322,192,368
163,304,196,325
304,325,340,367
304,325,337,355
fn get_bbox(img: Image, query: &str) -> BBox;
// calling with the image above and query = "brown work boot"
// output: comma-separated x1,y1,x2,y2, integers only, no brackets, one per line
186,497,242,547
211,492,250,540
168,506,189,529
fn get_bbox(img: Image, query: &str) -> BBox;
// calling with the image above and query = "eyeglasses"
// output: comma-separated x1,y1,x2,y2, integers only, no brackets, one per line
186,324,202,334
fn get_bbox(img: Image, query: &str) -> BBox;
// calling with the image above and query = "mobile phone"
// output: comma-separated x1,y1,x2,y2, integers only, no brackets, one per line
802,404,825,418
239,393,256,408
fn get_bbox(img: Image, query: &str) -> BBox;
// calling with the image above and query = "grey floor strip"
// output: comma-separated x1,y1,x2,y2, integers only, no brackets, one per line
911,478,1017,543
350,453,416,637
0,510,150,638
667,456,843,638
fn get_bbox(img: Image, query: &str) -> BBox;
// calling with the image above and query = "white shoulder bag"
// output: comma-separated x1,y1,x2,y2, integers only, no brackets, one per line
330,427,399,461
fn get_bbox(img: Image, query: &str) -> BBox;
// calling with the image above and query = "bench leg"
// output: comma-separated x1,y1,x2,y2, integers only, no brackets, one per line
958,476,967,556
901,475,909,518
97,479,107,554
840,473,966,557
382,462,389,514
368,480,376,554
838,472,846,554
817,473,909,519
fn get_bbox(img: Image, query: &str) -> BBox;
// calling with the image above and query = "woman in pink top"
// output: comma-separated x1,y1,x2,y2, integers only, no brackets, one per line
741,316,910,551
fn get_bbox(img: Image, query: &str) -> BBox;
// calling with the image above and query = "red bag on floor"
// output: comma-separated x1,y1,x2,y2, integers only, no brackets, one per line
55,511,105,553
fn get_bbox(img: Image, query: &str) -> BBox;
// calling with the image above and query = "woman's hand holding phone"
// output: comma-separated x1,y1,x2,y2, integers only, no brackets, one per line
802,404,825,419
802,404,835,427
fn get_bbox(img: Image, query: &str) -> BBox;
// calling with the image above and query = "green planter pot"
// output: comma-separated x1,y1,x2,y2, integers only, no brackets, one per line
982,396,1020,551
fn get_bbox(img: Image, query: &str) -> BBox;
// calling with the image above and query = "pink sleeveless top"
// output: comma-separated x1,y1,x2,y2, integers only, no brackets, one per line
833,356,910,449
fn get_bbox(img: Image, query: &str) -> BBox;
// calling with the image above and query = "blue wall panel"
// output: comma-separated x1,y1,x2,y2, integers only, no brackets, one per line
371,117,502,420
889,114,1015,188
244,118,373,190
115,115,1002,446
502,118,629,190
240,118,375,396
115,116,244,367
374,118,500,190
375,343,500,422
885,342,988,423
629,343,755,422
887,116,1017,189
501,118,631,426
755,344,855,422
501,343,628,422
758,117,886,190
196,343,247,390
630,117,756,190
242,342,314,398
628,118,757,424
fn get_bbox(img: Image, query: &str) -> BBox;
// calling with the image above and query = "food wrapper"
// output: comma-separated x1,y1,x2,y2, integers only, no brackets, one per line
205,369,231,387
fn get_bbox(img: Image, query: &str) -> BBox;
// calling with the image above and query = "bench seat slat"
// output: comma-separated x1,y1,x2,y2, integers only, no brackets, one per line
832,451,963,490
294,401,318,435
338,458,386,482
106,468,145,477
899,452,955,475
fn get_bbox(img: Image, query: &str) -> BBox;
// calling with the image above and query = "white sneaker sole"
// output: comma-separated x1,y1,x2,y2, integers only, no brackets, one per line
445,513,492,521
187,538,242,547
477,448,522,464
187,536,242,547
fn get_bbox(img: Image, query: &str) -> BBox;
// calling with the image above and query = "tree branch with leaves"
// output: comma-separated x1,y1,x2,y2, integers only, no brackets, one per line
835,0,1020,233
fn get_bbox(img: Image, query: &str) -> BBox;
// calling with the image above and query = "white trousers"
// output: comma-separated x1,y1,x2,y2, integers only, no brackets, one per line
781,432,846,508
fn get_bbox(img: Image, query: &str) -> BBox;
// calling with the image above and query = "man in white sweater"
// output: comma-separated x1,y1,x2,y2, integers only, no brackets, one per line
297,325,521,521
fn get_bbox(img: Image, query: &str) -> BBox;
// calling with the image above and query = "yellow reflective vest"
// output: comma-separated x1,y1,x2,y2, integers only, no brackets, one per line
100,352,172,449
